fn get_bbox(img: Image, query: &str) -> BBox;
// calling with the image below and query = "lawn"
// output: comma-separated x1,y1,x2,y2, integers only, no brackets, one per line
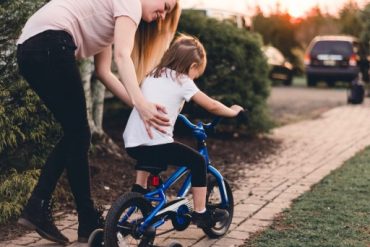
245,146,370,247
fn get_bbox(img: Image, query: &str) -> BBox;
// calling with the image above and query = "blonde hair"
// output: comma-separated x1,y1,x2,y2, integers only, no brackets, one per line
152,34,207,81
132,2,181,84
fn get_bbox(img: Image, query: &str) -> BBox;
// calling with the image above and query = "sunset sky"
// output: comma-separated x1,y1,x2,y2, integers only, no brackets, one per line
181,0,369,18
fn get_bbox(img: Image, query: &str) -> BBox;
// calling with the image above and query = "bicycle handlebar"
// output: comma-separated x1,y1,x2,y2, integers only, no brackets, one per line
177,110,249,132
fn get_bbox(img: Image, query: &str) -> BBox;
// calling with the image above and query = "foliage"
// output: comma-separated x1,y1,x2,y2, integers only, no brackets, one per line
359,4,370,57
178,10,273,134
252,8,302,67
0,169,39,224
245,146,370,247
338,1,363,38
295,7,339,48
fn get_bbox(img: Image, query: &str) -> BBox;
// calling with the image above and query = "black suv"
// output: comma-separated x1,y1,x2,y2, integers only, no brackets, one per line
304,35,366,87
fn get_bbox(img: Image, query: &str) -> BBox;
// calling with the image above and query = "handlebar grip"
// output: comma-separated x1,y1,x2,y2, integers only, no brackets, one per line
236,110,249,124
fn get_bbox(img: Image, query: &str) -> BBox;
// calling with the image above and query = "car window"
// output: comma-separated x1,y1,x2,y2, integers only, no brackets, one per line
311,41,353,56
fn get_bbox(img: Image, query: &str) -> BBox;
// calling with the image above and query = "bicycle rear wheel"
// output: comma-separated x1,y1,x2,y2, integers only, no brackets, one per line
104,192,154,247
203,176,234,238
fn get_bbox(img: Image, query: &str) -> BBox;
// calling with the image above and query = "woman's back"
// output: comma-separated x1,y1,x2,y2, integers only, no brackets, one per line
17,0,142,58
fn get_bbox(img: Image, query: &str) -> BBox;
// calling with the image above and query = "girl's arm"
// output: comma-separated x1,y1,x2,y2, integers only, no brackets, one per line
191,91,243,117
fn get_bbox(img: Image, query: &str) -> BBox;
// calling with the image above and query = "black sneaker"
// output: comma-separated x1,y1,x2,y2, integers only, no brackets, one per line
77,205,105,243
192,208,229,229
18,196,69,245
131,184,150,194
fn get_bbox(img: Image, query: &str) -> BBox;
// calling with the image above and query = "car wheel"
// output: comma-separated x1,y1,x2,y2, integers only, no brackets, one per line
326,80,335,87
283,75,293,86
307,76,317,87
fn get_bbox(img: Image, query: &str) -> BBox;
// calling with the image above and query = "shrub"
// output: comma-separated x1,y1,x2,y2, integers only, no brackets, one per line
178,10,273,134
0,169,39,224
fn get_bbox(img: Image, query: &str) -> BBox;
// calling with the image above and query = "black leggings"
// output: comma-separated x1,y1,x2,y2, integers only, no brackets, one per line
17,30,93,211
126,142,207,187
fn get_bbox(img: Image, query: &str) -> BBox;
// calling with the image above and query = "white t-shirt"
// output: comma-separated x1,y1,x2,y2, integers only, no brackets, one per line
17,0,142,59
123,69,200,148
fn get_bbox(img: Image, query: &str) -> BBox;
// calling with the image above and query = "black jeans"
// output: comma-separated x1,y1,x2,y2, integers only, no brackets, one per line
126,142,207,187
17,30,93,212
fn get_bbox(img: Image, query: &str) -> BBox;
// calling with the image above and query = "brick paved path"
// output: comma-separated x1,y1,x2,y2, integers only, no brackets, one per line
2,100,370,247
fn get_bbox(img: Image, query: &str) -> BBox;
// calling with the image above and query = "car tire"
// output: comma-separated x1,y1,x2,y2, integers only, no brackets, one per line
307,76,317,87
283,75,293,86
326,80,335,87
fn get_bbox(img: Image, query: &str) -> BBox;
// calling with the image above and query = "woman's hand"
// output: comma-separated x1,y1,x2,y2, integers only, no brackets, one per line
136,100,170,138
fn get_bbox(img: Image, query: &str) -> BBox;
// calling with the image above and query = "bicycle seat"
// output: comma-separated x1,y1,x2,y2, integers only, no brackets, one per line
135,163,167,175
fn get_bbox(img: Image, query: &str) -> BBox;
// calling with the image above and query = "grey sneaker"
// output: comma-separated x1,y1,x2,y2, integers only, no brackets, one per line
192,208,229,229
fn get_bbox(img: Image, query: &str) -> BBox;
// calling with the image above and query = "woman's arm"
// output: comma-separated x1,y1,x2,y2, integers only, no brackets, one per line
111,16,170,136
94,46,132,107
191,91,243,117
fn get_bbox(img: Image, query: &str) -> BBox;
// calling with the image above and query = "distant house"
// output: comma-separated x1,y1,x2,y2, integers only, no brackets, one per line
181,0,252,29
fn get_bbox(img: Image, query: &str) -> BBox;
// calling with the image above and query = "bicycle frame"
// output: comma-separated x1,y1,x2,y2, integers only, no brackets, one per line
119,114,230,233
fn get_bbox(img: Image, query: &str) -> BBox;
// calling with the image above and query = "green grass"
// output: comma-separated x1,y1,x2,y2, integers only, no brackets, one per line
245,146,370,247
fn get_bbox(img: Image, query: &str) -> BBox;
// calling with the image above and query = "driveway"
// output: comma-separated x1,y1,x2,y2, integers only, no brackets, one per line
268,85,347,125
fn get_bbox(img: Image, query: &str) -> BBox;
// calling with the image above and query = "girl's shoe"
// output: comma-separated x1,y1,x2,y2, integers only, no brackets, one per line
191,208,229,229
131,184,150,194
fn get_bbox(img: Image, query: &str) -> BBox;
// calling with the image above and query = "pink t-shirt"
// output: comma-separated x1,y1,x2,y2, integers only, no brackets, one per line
17,0,142,59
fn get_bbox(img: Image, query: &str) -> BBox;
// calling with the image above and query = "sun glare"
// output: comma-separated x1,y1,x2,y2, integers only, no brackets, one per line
288,6,305,18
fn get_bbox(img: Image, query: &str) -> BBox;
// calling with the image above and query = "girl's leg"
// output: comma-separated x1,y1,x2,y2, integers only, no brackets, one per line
192,187,207,212
135,170,150,188
126,142,207,210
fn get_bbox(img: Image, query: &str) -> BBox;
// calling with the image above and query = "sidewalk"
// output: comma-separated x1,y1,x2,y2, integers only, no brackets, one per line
2,99,370,247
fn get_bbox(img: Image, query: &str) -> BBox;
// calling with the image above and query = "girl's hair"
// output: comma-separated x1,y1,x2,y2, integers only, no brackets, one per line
132,2,181,84
152,34,207,81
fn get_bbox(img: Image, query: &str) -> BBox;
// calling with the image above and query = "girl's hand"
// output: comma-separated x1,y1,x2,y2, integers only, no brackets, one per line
230,105,244,116
136,101,170,138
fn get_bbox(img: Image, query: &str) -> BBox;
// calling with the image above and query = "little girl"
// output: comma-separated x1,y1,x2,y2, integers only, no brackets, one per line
123,34,243,228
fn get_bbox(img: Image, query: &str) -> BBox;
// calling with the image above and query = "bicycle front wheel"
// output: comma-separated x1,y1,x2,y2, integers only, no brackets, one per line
203,177,234,238
104,192,153,247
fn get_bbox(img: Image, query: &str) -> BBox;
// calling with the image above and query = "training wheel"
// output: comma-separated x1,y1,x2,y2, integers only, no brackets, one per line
88,228,104,247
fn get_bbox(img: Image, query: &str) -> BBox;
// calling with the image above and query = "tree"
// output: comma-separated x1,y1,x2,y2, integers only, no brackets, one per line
79,59,122,157
252,9,302,72
359,3,370,83
338,0,363,37
295,6,339,48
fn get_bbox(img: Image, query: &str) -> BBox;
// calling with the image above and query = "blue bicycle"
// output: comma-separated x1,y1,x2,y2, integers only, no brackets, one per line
89,113,245,247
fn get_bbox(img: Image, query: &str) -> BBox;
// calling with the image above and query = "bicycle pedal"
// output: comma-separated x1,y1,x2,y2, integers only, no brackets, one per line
143,225,156,237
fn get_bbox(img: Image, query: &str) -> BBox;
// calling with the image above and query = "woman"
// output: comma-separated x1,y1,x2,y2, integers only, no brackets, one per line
16,0,180,244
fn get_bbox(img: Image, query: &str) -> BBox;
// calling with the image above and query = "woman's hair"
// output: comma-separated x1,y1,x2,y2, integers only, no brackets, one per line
151,34,207,81
131,1,181,84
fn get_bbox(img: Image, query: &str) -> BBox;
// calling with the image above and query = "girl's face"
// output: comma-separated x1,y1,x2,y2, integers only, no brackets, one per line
141,0,177,23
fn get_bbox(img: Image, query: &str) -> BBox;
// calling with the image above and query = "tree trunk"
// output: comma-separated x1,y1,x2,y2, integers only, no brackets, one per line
79,58,123,158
